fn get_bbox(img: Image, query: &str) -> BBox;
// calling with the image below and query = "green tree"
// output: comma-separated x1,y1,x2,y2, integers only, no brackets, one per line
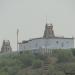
53,49,73,62
32,59,42,69
48,64,65,75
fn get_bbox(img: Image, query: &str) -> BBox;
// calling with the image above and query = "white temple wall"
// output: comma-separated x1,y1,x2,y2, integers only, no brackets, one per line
19,38,74,51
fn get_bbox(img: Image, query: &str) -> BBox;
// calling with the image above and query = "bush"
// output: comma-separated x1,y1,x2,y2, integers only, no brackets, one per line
53,49,73,62
32,59,42,69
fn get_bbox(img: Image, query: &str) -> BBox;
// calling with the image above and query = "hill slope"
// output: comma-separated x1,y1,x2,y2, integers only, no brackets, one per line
0,49,75,75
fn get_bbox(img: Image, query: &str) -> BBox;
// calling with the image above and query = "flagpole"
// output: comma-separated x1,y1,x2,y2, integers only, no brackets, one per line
17,29,19,52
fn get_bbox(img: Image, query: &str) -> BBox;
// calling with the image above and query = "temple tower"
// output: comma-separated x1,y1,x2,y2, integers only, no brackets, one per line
43,23,55,38
1,40,12,53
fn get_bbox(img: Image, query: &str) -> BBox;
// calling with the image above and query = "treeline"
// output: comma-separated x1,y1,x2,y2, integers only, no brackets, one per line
0,49,75,75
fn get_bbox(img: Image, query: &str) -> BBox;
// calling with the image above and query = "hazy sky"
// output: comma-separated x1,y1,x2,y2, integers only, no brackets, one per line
0,0,75,50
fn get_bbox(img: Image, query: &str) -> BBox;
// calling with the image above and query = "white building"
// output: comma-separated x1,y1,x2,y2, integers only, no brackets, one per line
19,23,74,53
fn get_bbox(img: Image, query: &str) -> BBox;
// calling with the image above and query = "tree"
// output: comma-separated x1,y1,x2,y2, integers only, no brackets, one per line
48,64,65,75
32,59,42,69
53,49,73,62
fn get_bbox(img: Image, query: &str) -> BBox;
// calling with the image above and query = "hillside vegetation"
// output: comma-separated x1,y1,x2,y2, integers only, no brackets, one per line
0,49,75,75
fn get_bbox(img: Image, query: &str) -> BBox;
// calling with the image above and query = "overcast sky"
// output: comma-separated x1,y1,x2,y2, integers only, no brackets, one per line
0,0,75,50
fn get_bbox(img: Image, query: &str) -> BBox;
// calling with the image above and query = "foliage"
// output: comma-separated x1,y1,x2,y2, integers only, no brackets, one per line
71,48,75,56
0,49,74,75
52,49,73,62
32,59,42,69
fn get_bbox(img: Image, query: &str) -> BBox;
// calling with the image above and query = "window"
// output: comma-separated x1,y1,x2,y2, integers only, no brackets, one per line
24,46,25,49
35,43,38,47
61,43,64,47
56,41,59,44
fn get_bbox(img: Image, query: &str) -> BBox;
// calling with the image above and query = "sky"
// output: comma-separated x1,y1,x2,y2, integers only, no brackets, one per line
0,0,75,50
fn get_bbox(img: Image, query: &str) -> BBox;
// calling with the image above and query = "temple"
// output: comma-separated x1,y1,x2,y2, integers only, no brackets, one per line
1,40,12,53
19,23,74,54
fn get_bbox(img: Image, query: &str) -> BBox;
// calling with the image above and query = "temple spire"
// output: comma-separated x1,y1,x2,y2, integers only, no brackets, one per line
43,23,55,38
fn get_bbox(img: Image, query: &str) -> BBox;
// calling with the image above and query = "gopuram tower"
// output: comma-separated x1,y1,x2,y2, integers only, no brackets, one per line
43,23,55,38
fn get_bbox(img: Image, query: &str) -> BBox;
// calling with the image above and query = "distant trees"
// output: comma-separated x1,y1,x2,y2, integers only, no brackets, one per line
48,64,65,75
0,49,75,75
71,48,75,56
52,49,73,62
32,59,42,69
